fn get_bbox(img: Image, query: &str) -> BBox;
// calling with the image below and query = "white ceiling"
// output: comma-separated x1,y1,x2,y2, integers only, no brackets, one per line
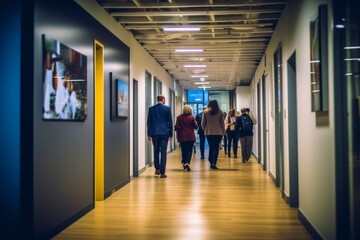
96,0,288,90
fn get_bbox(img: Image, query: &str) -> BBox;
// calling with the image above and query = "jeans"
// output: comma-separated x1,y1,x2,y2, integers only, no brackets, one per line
227,130,238,156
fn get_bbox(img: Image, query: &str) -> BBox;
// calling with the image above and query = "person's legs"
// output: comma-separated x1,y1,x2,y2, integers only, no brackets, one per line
212,135,223,166
227,133,232,156
199,133,205,158
233,134,238,157
186,141,194,165
246,136,253,161
180,142,186,167
151,136,161,171
223,135,227,153
159,135,169,174
239,137,246,163
206,135,215,165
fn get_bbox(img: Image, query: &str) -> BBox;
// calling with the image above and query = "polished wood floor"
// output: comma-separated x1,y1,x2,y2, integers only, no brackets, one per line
54,147,312,240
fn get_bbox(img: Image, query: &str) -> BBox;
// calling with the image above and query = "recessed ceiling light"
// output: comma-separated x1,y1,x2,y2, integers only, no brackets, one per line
175,49,203,53
184,64,207,68
163,27,200,32
194,82,210,85
191,75,208,78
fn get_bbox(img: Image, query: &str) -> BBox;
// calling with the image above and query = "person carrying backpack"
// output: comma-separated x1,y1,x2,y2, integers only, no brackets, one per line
235,108,254,163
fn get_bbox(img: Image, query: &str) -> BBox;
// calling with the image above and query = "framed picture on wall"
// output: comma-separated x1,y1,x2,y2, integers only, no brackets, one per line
115,79,129,118
310,4,328,112
110,72,129,120
42,35,87,121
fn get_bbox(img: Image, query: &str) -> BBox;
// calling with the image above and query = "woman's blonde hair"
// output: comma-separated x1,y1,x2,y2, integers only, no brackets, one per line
182,105,193,115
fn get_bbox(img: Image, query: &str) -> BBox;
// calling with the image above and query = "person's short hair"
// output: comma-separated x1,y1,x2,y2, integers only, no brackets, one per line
182,105,193,115
240,108,246,113
245,108,250,112
157,95,165,102
229,109,235,114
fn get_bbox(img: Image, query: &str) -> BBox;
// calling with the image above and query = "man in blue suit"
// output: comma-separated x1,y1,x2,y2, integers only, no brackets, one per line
147,95,173,178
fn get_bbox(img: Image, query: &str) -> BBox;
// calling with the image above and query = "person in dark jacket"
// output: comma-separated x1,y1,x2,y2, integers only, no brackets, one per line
175,105,198,171
235,108,254,163
195,106,207,159
147,95,173,178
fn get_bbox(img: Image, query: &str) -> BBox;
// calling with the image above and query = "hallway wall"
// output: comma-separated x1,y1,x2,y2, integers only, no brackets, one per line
75,0,175,176
252,0,335,239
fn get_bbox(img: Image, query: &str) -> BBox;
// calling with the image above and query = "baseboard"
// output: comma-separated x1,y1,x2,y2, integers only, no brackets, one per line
269,171,276,184
138,166,147,175
105,177,131,199
42,203,94,240
298,209,324,240
282,191,290,205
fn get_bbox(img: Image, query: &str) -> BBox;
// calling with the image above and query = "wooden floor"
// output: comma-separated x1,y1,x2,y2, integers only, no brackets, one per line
54,147,312,240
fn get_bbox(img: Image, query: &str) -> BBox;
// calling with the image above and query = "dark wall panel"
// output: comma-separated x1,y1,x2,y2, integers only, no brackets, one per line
33,0,130,238
0,0,21,237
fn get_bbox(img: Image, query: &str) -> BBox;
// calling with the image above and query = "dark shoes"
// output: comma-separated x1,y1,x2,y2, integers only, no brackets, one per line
210,165,218,170
160,174,167,178
183,164,191,171
155,169,160,175
201,155,205,159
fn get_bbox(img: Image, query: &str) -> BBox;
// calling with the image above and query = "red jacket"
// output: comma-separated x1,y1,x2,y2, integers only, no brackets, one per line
174,114,198,142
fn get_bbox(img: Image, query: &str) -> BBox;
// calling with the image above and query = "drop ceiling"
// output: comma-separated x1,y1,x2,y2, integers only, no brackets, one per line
96,0,288,90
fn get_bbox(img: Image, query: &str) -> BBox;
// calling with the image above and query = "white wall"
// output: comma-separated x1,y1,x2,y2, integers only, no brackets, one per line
252,0,335,238
75,0,175,176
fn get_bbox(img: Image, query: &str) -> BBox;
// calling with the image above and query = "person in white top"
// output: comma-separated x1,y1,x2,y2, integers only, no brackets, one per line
224,109,238,158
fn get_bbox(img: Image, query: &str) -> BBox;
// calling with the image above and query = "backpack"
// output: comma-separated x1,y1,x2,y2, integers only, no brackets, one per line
241,115,253,132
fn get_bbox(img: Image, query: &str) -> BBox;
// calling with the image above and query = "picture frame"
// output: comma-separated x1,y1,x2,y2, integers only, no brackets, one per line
42,35,87,121
110,73,129,119
116,79,129,118
310,4,328,112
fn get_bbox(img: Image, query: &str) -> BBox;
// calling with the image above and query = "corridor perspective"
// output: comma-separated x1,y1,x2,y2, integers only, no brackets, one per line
54,147,312,240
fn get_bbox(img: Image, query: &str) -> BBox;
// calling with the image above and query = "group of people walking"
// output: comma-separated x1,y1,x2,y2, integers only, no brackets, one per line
147,95,255,178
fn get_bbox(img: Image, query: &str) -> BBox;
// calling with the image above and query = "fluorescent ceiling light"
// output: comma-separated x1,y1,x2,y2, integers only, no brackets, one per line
175,49,203,53
344,46,360,50
163,27,200,32
194,82,210,85
198,86,211,89
191,75,208,78
184,64,207,68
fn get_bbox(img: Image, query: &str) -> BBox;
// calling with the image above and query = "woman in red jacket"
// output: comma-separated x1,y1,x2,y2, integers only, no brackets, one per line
174,105,198,171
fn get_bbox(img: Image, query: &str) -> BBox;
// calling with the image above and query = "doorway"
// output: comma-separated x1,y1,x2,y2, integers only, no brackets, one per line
261,74,268,171
145,71,152,167
257,82,262,164
133,79,139,177
94,40,104,201
274,45,284,192
287,52,299,207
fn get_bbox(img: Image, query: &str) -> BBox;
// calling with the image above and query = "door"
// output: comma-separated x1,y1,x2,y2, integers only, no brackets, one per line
274,45,284,192
262,74,268,171
287,52,299,207
133,79,139,177
257,82,262,164
145,71,152,166
333,0,360,238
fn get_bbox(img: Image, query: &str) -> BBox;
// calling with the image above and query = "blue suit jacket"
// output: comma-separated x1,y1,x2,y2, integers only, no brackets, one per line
147,103,173,137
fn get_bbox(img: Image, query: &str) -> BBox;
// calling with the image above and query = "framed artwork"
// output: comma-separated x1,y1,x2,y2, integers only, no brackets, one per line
110,73,127,120
310,4,328,112
42,35,87,121
115,79,129,118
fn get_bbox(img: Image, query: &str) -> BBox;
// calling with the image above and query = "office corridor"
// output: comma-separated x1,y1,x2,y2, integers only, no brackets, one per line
54,148,312,240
